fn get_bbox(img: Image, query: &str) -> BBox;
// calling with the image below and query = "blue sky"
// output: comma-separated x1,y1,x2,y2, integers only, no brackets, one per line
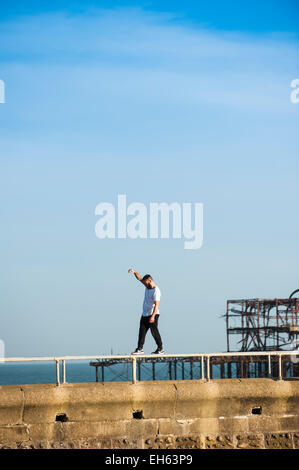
0,1,298,357
0,0,299,32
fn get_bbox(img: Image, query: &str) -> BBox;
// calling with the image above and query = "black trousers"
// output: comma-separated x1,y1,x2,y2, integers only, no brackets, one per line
137,314,163,349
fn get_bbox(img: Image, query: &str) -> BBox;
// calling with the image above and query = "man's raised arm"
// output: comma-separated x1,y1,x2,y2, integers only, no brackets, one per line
128,268,144,284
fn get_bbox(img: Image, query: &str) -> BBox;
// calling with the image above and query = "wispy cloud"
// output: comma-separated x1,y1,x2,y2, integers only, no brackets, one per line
1,8,298,65
0,7,298,149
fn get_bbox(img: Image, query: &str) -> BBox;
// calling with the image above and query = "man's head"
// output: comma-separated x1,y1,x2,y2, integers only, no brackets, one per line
142,274,155,289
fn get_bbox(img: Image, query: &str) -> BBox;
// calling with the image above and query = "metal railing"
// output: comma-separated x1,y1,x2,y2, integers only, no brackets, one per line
3,351,299,385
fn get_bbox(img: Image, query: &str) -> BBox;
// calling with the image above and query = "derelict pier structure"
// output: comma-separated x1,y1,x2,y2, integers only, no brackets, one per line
225,292,299,352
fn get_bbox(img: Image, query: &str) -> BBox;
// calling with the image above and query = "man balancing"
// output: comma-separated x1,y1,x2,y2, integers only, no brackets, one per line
128,269,165,355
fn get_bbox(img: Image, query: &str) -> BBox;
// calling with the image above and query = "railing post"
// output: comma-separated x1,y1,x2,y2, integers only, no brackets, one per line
132,357,137,384
268,355,271,377
201,355,204,380
62,360,66,384
278,354,282,380
207,356,210,382
56,359,60,386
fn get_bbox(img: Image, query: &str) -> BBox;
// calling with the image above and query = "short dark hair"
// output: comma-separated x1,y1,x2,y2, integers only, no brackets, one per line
142,274,152,281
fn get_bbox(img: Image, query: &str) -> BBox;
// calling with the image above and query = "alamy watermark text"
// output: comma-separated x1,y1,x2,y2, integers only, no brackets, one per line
95,195,203,250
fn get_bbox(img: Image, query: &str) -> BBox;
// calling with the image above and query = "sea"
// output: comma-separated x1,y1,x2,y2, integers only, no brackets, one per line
0,359,224,385
2,356,294,385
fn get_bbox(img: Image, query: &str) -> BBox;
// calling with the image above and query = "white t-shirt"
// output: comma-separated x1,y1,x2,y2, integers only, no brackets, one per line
142,286,161,317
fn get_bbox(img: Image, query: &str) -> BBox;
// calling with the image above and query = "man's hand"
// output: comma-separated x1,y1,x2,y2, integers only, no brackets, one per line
150,301,159,322
128,269,143,282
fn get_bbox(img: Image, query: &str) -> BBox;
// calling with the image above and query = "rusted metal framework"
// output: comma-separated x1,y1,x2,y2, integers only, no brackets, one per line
226,297,299,352
89,353,299,381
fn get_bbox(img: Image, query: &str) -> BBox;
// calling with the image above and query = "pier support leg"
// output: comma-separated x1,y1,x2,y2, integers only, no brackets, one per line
169,361,172,380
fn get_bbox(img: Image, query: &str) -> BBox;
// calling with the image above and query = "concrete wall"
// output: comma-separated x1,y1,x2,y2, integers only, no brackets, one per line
0,378,298,449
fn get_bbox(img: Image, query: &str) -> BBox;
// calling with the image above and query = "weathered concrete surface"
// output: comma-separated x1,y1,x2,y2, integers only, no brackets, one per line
0,379,298,449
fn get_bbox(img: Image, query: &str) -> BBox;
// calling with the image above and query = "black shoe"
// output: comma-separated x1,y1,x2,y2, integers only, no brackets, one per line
151,348,165,355
131,348,144,355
